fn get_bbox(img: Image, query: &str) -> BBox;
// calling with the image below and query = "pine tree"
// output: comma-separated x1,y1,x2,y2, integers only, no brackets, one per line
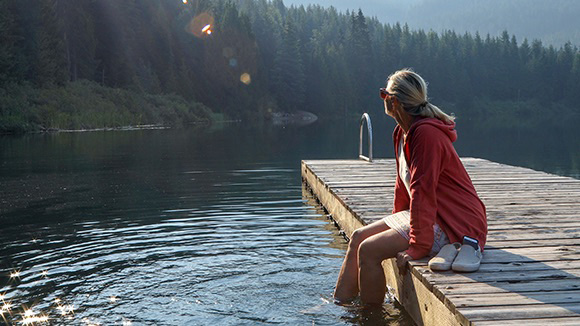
55,0,97,82
0,0,20,85
345,9,372,111
36,0,68,86
271,17,305,112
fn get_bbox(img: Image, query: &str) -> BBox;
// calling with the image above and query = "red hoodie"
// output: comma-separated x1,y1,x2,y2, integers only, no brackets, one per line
393,117,487,259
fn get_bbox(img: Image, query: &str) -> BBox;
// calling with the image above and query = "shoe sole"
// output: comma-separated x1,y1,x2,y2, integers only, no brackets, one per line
428,262,452,271
451,263,480,273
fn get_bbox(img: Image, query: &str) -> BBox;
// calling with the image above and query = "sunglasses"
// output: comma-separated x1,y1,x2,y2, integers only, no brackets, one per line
379,88,394,100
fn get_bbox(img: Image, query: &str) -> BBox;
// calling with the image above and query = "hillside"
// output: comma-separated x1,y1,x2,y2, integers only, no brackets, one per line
1,0,579,133
284,0,580,47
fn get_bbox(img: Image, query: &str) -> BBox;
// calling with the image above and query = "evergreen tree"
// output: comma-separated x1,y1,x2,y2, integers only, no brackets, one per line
55,0,97,82
36,0,67,86
345,9,372,110
1,0,578,125
271,17,305,112
0,0,20,85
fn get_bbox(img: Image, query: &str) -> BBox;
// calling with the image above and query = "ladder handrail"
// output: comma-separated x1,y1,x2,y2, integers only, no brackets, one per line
359,113,373,162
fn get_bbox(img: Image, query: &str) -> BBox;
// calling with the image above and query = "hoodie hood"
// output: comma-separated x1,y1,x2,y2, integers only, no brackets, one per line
408,117,457,143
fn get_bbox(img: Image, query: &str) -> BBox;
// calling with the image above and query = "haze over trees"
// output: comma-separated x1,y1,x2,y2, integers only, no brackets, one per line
283,0,580,47
0,0,579,132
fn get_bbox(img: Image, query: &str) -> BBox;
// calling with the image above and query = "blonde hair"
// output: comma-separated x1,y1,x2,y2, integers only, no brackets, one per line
386,68,455,124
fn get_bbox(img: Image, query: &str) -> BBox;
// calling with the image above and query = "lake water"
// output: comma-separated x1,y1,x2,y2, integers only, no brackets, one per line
1,116,579,325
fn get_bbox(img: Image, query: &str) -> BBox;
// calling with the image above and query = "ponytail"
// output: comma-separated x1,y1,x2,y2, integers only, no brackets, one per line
387,68,455,124
423,103,455,124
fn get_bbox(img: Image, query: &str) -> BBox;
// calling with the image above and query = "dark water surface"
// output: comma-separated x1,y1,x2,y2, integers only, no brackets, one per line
1,117,579,325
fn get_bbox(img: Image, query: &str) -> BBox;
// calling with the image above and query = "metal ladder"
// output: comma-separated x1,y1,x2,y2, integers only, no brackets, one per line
359,113,373,162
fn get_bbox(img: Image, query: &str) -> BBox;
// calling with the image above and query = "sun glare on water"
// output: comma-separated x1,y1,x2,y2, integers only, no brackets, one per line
20,309,49,325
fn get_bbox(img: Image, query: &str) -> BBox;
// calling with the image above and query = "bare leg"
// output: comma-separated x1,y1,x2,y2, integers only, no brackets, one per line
358,230,409,304
333,220,390,302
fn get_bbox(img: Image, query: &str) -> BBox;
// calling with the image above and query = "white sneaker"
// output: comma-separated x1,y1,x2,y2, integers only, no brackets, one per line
451,244,482,272
428,242,461,271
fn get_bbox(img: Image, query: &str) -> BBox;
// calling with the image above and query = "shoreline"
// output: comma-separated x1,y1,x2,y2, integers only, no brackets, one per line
0,119,254,136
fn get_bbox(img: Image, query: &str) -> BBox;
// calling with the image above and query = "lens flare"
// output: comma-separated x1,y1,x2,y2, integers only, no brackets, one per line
240,73,251,85
182,0,187,3
186,13,215,38
202,24,212,35
9,271,20,279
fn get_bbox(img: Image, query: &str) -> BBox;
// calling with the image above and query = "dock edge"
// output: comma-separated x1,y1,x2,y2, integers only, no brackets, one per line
301,160,468,326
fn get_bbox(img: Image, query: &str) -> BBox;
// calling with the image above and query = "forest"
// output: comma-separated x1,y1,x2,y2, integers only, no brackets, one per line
285,0,580,47
1,0,579,133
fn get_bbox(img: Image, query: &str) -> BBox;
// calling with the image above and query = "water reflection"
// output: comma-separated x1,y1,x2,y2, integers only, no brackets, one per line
0,118,578,325
0,125,408,325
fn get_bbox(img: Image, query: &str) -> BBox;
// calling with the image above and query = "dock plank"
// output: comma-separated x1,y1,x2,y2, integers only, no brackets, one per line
460,302,580,320
439,278,580,295
448,290,580,307
474,317,580,326
301,158,580,326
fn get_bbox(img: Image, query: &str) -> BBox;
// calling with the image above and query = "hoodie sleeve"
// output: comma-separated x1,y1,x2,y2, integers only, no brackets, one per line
405,125,448,260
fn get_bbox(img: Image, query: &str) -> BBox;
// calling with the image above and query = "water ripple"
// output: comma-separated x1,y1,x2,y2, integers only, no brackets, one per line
0,161,370,325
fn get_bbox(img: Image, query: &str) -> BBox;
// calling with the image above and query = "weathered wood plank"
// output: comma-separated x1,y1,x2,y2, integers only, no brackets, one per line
459,302,580,320
438,278,580,296
487,232,580,241
302,161,463,326
474,317,580,325
448,290,580,307
485,238,580,248
302,158,580,326
413,260,580,272
422,268,580,284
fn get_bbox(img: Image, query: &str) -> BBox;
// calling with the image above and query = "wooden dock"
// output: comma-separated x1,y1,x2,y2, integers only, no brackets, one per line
301,158,580,326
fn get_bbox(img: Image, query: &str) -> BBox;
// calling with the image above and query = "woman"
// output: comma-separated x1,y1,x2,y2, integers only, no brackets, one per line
333,68,487,305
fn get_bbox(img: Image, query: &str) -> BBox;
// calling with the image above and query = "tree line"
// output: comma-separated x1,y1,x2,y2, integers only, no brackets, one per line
1,0,579,132
285,0,580,48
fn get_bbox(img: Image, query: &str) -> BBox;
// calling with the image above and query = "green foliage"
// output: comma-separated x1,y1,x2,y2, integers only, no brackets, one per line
239,1,580,121
468,97,580,129
36,0,68,86
271,17,305,111
0,0,578,131
0,0,23,86
285,0,580,47
0,80,212,133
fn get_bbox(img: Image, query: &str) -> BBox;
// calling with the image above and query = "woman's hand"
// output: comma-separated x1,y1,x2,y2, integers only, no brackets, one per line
396,251,412,276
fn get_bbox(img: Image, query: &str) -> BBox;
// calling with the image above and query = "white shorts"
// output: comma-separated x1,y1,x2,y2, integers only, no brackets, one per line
383,210,449,256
